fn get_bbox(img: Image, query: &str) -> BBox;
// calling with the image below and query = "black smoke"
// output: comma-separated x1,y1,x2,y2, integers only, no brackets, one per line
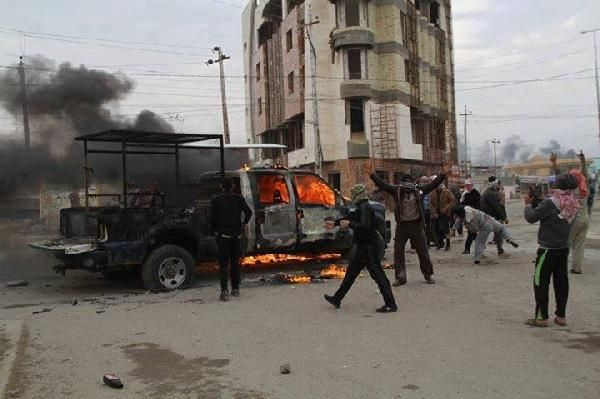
501,135,532,164
539,140,576,159
0,56,180,199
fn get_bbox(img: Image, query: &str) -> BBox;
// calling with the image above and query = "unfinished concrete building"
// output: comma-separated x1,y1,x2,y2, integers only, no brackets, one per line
242,0,458,195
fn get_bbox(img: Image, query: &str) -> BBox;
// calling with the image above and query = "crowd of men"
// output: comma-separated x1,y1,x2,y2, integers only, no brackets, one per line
210,152,593,327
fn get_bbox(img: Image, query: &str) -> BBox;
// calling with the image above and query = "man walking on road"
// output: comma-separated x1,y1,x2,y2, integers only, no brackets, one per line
431,182,456,251
210,178,253,302
481,177,508,257
324,184,397,313
366,161,454,286
460,179,481,254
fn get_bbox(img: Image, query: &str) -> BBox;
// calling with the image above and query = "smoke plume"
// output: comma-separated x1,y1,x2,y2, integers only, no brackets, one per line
0,55,181,199
539,140,576,159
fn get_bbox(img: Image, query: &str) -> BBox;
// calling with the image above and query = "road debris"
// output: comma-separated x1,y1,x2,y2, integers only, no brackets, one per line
280,363,291,374
103,374,124,389
6,280,28,287
32,307,52,314
71,299,78,306
96,309,106,314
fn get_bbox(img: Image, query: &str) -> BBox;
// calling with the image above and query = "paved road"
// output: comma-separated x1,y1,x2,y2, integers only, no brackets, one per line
1,201,599,398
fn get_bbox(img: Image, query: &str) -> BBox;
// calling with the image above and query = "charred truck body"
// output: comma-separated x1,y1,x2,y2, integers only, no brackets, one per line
32,130,388,291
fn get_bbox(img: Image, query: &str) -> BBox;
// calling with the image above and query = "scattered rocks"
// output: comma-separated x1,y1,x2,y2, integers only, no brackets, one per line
103,374,124,389
96,309,106,314
5,280,28,288
71,299,78,306
280,362,291,375
32,307,52,315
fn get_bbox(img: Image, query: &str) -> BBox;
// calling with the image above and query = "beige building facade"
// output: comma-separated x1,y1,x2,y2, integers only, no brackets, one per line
242,0,458,195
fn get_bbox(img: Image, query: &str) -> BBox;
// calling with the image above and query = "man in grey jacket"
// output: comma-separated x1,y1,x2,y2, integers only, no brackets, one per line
452,206,518,264
523,173,578,327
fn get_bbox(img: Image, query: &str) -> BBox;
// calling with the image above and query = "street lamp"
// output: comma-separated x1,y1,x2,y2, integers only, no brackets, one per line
581,29,600,146
491,138,501,177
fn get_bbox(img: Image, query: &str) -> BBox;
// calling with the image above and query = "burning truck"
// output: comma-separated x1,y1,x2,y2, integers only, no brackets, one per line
32,130,390,290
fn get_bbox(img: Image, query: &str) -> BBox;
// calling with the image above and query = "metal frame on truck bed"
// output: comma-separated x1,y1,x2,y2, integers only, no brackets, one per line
76,129,226,210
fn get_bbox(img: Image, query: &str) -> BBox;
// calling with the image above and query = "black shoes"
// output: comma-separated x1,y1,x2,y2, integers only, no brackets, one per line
324,294,341,309
393,273,407,287
445,239,451,251
570,269,582,275
231,289,240,297
376,305,398,313
474,260,481,265
219,290,230,302
506,239,519,248
462,249,470,254
425,275,436,284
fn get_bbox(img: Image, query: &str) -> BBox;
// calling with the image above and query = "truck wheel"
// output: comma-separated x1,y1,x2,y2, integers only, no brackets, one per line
142,245,195,291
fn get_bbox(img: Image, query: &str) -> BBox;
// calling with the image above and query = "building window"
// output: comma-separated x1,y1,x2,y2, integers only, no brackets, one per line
300,65,305,94
256,63,261,81
346,98,364,134
345,0,361,27
346,48,363,80
404,60,410,82
328,173,341,192
298,27,305,55
430,1,440,27
286,29,293,52
258,97,262,115
400,12,408,46
288,71,295,94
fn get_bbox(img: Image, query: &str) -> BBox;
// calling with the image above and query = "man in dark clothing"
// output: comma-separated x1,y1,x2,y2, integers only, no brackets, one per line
431,183,456,251
366,161,453,286
210,178,253,301
524,173,578,327
419,176,434,246
324,184,397,313
481,177,507,256
460,179,481,254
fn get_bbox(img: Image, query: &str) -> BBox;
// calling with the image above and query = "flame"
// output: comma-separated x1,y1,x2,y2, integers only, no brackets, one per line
294,175,335,207
240,164,251,171
320,264,347,279
383,263,393,270
241,253,341,266
257,174,291,204
279,274,312,284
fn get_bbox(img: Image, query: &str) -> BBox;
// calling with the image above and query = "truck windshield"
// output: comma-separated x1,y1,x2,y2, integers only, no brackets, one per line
257,174,290,205
294,175,336,207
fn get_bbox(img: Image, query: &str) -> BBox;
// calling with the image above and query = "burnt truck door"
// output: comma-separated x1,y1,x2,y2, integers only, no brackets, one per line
251,171,298,251
293,173,347,250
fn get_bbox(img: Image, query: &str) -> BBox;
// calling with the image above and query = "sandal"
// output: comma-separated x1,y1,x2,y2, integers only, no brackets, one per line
525,318,548,328
554,317,567,327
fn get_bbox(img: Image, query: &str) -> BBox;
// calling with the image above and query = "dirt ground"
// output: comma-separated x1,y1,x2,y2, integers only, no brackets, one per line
1,200,599,398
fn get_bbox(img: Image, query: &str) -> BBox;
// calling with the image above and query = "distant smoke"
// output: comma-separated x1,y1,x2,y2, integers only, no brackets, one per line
0,55,180,199
539,140,576,159
501,135,531,165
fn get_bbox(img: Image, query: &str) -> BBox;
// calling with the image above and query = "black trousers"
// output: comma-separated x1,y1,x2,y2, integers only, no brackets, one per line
423,210,433,245
334,242,396,308
394,221,434,279
433,215,450,246
533,247,569,320
465,232,477,251
216,235,241,291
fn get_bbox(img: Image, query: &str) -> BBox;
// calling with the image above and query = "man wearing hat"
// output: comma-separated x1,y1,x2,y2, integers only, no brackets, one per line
365,161,454,286
324,184,397,313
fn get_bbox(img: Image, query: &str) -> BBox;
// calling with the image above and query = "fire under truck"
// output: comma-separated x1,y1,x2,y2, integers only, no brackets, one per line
32,130,390,291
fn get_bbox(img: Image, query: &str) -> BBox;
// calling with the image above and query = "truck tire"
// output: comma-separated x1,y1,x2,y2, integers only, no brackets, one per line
142,245,195,291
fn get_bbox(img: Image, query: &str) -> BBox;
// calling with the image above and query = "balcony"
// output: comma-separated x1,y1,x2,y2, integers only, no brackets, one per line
331,27,375,50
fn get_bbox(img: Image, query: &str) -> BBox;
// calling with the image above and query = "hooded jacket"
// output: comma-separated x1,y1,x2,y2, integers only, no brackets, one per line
524,199,572,249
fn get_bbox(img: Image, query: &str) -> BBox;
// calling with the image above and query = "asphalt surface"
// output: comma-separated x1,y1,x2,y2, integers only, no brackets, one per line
1,200,599,398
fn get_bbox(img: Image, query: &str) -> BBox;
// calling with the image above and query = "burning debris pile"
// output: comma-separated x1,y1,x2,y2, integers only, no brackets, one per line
273,264,348,285
241,253,342,267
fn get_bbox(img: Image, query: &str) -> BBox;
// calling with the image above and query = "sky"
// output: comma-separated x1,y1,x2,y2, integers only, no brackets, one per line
0,0,599,166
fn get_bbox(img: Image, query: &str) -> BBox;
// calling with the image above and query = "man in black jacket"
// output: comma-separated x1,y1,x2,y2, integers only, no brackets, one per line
210,178,253,301
366,161,454,286
481,177,507,256
460,179,481,254
324,184,397,313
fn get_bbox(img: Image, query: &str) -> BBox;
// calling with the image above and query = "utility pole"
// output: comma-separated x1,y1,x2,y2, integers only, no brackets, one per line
581,29,600,146
491,138,500,177
303,7,323,176
459,105,472,176
17,56,31,151
207,47,231,144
